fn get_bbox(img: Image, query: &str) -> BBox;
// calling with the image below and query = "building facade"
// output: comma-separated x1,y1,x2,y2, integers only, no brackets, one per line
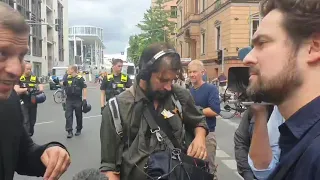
68,25,105,69
0,0,69,76
176,0,260,80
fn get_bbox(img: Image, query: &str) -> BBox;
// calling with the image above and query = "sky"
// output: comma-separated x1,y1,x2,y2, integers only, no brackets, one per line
68,0,150,54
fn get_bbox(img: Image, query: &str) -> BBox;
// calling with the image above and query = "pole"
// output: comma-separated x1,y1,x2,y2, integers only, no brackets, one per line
164,29,166,42
221,48,225,73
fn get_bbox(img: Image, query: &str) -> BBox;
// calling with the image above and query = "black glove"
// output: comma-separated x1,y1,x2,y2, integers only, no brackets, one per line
82,99,87,106
101,106,105,115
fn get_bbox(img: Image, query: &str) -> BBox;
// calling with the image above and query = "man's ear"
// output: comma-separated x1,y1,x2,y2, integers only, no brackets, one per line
307,33,320,64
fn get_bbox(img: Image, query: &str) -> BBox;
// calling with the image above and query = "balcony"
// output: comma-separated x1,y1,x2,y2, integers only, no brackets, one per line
46,0,53,11
46,17,53,29
47,35,53,44
200,0,230,20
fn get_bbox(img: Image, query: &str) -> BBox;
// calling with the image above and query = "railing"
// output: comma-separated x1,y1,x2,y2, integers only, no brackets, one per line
46,0,53,9
47,34,53,42
200,0,229,19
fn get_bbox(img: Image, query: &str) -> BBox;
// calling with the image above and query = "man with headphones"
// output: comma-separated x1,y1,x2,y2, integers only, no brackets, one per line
100,43,209,180
100,58,132,114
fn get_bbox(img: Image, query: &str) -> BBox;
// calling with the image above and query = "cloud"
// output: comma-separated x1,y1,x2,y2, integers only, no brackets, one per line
68,0,150,54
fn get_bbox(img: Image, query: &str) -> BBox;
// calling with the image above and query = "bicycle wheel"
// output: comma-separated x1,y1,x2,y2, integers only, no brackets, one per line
219,100,237,119
53,90,64,104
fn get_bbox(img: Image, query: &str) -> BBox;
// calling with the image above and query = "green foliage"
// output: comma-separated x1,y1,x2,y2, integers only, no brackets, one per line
127,0,176,66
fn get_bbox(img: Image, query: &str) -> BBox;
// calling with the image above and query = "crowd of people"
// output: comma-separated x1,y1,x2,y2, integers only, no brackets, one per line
2,0,320,179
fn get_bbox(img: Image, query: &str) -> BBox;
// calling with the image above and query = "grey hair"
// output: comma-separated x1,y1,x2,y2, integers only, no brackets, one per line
0,2,30,34
72,169,108,180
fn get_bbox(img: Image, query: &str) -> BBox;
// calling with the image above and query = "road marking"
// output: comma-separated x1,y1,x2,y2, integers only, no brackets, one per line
221,159,238,170
216,150,231,158
35,115,101,126
236,172,244,180
35,121,54,125
83,114,101,119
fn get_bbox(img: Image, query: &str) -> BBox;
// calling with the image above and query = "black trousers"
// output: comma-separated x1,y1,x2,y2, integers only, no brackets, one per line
65,98,83,132
21,103,37,135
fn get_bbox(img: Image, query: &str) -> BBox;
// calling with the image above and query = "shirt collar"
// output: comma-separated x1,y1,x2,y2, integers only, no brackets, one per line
281,96,320,139
131,84,148,103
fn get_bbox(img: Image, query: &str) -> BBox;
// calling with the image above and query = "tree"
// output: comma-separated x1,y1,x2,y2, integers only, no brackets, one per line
127,0,176,66
137,0,175,43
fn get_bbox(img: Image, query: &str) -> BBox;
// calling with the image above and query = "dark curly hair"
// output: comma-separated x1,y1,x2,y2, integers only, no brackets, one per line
138,42,184,80
261,0,320,50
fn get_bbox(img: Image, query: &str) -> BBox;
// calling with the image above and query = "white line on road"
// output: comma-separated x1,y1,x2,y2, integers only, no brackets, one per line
35,121,54,125
83,114,101,119
216,150,231,158
35,114,101,126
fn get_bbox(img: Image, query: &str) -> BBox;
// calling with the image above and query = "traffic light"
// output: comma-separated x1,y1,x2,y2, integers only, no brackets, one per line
55,19,62,31
217,49,223,64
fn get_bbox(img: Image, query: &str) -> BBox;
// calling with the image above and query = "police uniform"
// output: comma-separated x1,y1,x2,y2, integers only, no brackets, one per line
64,74,87,137
100,73,132,101
19,75,40,136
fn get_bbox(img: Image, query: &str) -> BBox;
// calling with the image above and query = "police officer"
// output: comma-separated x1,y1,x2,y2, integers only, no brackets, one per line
100,59,132,113
63,65,87,138
14,63,44,136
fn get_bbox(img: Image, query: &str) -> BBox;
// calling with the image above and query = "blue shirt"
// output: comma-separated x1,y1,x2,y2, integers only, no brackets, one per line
190,83,220,132
267,96,320,180
248,106,285,179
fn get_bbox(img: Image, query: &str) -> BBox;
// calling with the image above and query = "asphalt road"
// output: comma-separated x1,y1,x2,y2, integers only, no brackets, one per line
14,84,244,180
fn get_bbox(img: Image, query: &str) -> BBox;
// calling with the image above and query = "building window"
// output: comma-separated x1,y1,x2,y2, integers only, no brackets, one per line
180,9,183,27
251,19,259,39
202,0,205,12
216,26,221,50
170,6,177,18
195,0,199,14
201,33,205,54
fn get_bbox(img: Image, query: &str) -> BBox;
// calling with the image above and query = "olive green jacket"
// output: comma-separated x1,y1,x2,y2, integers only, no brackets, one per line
100,84,208,180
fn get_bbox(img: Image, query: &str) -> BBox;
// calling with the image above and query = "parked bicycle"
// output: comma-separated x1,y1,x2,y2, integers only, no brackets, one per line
219,90,247,119
53,87,66,104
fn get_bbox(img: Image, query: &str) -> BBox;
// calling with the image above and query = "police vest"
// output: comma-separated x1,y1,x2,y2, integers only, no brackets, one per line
105,73,128,101
20,75,37,88
65,75,83,97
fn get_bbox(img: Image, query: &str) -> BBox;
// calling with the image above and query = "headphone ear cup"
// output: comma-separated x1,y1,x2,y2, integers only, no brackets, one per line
139,68,151,81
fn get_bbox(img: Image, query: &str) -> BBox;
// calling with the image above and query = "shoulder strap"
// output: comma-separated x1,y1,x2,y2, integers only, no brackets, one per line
108,97,123,137
144,103,182,149
171,94,183,119
270,119,320,180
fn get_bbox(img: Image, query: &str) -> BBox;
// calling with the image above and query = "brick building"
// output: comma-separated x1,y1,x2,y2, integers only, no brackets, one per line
176,0,261,80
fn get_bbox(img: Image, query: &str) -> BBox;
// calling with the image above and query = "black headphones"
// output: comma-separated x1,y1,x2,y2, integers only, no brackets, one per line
139,49,180,81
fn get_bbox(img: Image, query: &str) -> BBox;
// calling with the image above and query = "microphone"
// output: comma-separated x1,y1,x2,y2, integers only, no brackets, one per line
72,168,108,180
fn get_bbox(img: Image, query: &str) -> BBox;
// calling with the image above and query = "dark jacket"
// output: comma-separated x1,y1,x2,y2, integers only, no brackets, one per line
0,90,66,180
100,84,208,180
234,106,274,180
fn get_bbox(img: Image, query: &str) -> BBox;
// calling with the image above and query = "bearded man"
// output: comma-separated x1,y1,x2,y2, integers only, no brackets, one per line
244,0,320,179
